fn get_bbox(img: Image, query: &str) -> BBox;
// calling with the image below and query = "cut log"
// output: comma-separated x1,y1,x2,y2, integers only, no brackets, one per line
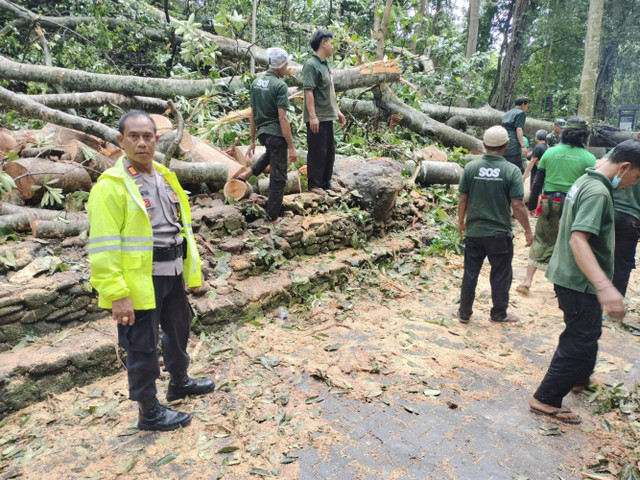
150,114,173,136
235,144,266,167
224,179,253,200
4,158,92,201
0,203,87,232
186,138,244,179
255,171,302,196
157,130,193,157
31,219,90,238
0,128,17,153
416,161,463,186
169,159,228,192
73,142,116,181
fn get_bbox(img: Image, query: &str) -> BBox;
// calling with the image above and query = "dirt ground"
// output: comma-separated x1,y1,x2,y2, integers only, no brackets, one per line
1,223,639,480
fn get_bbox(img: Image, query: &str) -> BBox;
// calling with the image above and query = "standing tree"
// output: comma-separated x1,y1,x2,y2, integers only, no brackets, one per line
488,0,531,111
466,0,481,58
577,0,605,120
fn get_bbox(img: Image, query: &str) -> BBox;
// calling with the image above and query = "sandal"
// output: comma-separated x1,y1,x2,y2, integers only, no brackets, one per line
530,406,581,424
516,285,530,294
490,314,519,323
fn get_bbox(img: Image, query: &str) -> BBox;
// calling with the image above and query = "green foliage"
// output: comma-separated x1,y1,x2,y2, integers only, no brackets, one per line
32,175,65,208
0,171,17,200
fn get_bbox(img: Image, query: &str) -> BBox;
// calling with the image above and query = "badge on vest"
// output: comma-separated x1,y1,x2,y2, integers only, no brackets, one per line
143,198,151,209
127,165,140,177
171,192,178,202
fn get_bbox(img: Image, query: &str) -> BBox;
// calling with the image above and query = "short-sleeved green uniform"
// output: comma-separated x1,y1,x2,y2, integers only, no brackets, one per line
302,55,338,123
501,107,527,157
546,169,615,294
250,71,289,137
538,144,596,193
459,154,524,237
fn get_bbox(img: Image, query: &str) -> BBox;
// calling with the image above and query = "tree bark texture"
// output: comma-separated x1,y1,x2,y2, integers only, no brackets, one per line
420,102,554,136
4,158,92,201
375,0,394,60
416,161,463,186
0,202,87,232
2,56,401,99
169,159,228,191
31,219,90,239
255,171,302,196
340,96,484,152
22,92,168,112
489,0,530,111
578,0,605,120
465,0,480,58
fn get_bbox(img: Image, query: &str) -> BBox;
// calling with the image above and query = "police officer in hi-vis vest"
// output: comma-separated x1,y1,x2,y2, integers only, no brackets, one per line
87,111,214,431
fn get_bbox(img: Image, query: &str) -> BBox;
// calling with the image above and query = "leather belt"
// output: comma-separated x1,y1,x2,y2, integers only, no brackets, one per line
153,244,183,262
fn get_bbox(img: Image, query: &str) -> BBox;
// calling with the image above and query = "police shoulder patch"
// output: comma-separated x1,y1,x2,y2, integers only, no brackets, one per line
127,165,140,177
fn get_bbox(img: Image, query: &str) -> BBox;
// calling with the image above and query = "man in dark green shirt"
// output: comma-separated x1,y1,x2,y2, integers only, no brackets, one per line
302,30,346,195
530,139,640,424
501,96,531,172
606,132,640,296
457,126,533,324
239,48,297,222
545,118,565,147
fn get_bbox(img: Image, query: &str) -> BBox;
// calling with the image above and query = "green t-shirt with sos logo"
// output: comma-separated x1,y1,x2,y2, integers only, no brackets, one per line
459,155,524,237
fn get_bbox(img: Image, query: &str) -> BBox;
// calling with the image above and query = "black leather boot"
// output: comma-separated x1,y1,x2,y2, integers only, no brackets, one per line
137,397,191,432
166,372,215,402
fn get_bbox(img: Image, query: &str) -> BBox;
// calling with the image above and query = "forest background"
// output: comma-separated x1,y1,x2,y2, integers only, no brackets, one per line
1,0,638,161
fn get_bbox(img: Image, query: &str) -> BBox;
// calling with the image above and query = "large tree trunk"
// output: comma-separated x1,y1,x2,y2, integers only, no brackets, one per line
420,102,553,136
488,0,530,111
465,0,480,58
1,56,401,99
375,0,394,60
22,92,168,112
538,0,559,117
341,90,485,152
169,159,228,192
0,203,87,232
578,0,605,120
593,0,619,122
255,171,302,196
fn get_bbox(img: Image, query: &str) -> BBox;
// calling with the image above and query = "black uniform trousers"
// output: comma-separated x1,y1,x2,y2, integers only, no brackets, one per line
504,153,524,173
534,284,602,408
306,121,335,190
459,233,513,322
613,210,640,297
117,274,192,401
251,133,288,221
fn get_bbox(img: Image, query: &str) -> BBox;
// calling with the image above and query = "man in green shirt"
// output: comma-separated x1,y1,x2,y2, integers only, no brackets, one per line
501,96,531,172
457,126,533,324
529,139,640,424
607,131,640,296
239,48,297,222
517,118,596,293
545,118,565,147
302,30,346,195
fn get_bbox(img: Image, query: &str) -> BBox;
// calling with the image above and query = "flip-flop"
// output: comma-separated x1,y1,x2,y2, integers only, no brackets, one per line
530,406,581,424
516,285,530,294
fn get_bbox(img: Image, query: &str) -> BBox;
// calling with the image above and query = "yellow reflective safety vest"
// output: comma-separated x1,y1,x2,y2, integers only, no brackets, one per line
87,157,202,310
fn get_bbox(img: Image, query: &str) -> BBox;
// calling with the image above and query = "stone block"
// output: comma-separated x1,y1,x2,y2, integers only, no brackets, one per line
53,294,72,308
22,290,58,309
305,245,321,255
57,309,87,324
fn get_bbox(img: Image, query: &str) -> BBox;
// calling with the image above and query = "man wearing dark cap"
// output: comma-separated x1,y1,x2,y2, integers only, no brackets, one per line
302,30,346,195
238,47,297,223
501,96,531,172
546,119,565,147
457,126,533,324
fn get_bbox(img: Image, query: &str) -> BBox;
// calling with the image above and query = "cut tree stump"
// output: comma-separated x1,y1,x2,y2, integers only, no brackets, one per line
150,114,173,136
0,129,17,153
224,179,253,200
4,158,92,201
186,138,244,179
31,219,91,238
255,171,302,196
